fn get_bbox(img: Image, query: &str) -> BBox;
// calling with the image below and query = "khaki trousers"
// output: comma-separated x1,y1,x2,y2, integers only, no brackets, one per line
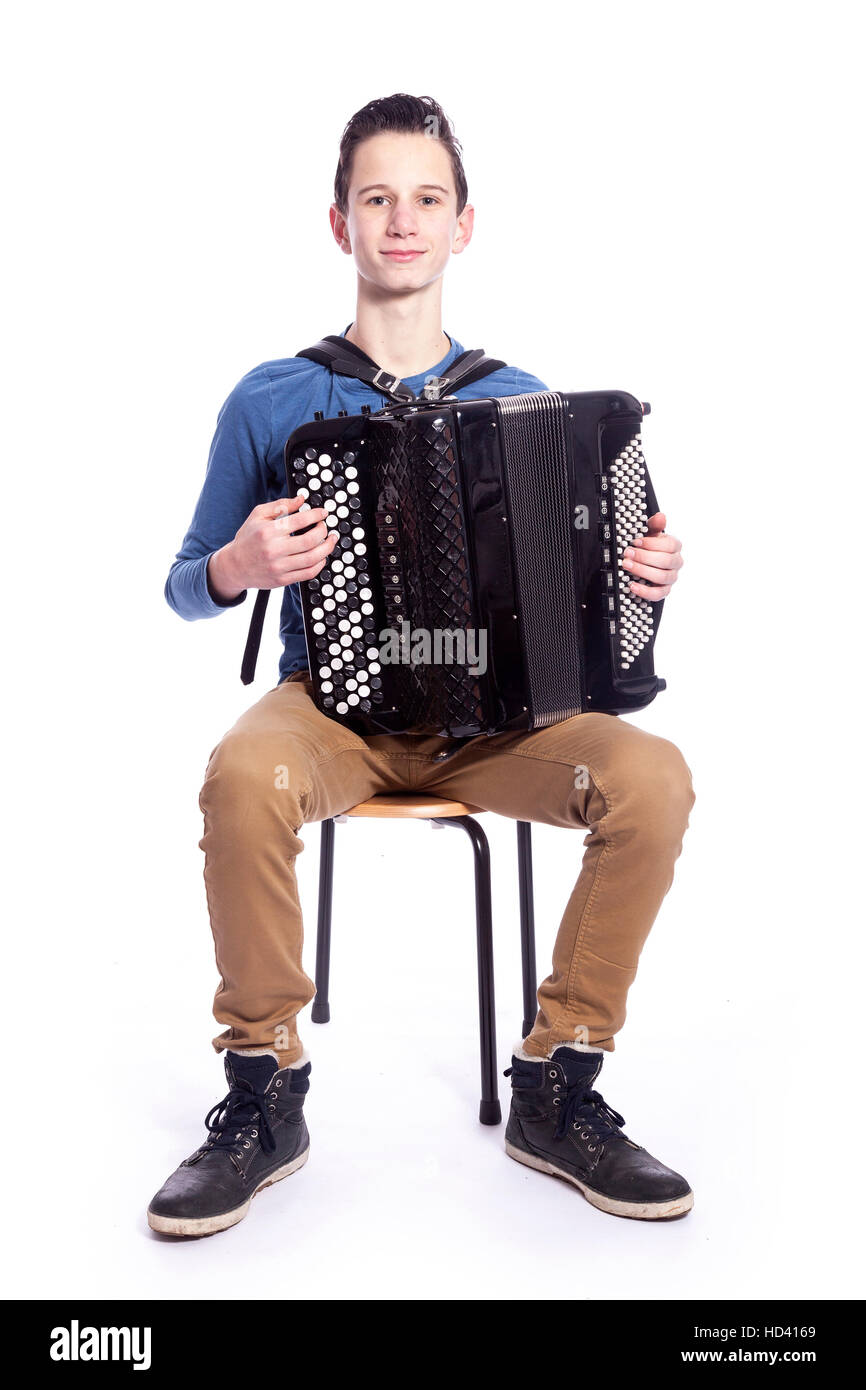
198,671,695,1063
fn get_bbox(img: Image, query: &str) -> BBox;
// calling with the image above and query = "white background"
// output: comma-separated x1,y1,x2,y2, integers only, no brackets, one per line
2,0,863,1301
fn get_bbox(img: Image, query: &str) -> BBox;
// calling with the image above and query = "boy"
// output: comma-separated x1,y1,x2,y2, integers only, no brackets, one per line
149,93,694,1236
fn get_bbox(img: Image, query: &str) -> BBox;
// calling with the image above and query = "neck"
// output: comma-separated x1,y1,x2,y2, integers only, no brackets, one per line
344,281,450,380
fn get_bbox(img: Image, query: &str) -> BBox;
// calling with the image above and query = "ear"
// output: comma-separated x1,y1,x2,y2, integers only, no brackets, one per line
329,203,352,255
452,201,475,256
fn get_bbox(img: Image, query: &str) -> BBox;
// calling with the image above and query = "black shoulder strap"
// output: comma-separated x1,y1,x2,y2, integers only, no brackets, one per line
240,339,509,684
295,335,507,404
417,347,508,400
296,335,417,404
241,589,271,686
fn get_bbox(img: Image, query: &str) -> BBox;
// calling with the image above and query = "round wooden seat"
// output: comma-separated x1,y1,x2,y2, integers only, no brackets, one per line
344,793,484,819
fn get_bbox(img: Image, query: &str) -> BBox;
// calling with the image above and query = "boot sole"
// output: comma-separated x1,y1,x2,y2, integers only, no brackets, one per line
147,1145,310,1237
505,1140,693,1221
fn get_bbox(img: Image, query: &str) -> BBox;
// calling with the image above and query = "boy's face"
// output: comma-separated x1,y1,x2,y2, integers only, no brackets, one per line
331,131,474,292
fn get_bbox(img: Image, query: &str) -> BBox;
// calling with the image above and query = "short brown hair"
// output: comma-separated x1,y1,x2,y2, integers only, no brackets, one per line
333,93,468,217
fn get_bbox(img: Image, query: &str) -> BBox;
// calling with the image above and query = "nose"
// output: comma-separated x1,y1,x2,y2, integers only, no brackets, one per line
387,200,419,238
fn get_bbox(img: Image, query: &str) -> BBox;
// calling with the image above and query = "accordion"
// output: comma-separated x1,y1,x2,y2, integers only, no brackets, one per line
284,389,667,737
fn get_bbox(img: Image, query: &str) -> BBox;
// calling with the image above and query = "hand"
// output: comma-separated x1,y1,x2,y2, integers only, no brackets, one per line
621,512,683,601
212,495,339,596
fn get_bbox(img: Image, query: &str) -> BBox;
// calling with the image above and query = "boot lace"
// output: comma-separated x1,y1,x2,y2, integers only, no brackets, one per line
202,1082,277,1158
556,1080,626,1147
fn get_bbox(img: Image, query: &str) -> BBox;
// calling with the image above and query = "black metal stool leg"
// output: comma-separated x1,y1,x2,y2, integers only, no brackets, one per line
312,817,336,1023
439,815,501,1126
517,820,538,1038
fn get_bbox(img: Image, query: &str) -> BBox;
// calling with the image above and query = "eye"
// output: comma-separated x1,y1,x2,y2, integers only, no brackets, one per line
365,195,440,207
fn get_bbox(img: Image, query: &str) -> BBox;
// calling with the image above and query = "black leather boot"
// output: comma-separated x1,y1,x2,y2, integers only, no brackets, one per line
504,1044,693,1220
147,1051,311,1237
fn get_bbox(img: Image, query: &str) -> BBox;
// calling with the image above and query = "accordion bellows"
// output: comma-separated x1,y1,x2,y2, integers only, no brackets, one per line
285,389,666,737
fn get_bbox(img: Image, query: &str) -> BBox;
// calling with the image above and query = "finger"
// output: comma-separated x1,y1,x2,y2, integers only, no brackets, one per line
276,507,329,538
286,530,339,564
624,545,683,569
646,511,666,532
279,551,334,585
288,523,337,556
628,580,671,602
262,495,307,519
622,556,679,585
281,519,331,552
624,533,680,554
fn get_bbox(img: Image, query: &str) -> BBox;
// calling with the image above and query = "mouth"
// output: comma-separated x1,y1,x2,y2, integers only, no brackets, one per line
381,249,426,261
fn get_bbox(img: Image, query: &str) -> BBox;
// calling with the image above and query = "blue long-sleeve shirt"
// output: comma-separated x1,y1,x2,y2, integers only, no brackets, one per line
165,327,550,684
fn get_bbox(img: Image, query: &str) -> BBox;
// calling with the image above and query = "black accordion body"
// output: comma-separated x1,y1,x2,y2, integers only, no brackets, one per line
285,389,666,737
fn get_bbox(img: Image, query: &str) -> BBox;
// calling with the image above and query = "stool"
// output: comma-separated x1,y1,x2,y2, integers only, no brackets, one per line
312,794,538,1126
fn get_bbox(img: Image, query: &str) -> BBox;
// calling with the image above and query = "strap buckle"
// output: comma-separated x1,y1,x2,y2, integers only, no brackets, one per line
371,367,403,395
422,375,446,401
